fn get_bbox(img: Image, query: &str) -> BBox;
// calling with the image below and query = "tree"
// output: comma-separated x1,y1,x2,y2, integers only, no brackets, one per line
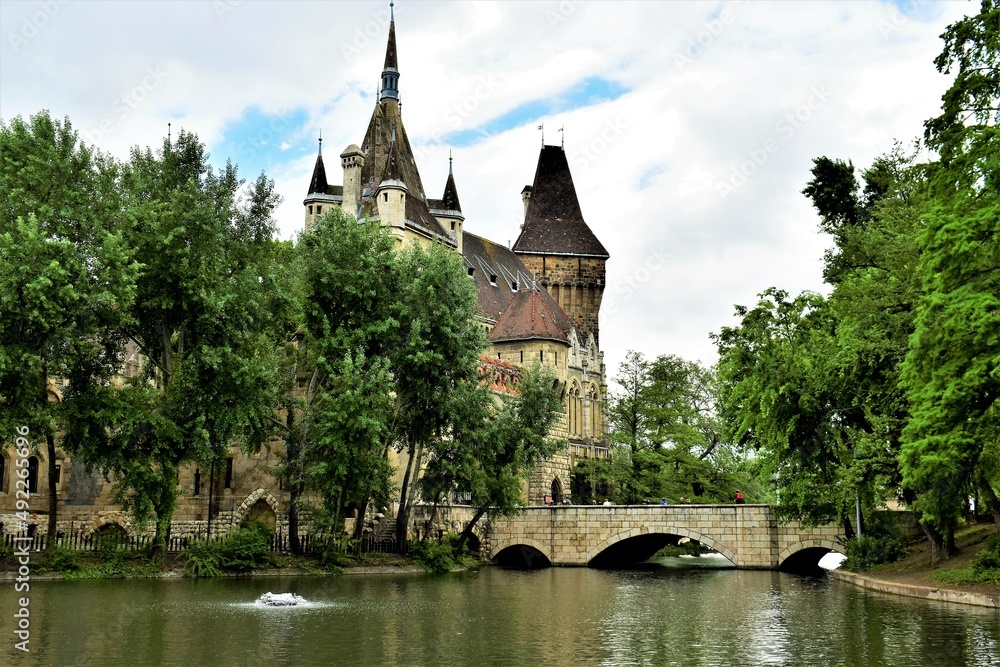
446,363,564,554
0,111,138,547
293,208,401,553
600,350,749,504
390,241,486,545
68,130,282,551
899,0,999,561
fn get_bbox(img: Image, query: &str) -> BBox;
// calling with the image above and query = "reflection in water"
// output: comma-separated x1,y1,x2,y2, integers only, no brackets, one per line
1,559,997,666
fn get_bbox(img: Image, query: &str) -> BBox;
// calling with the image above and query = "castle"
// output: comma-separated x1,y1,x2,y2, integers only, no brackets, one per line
0,9,610,541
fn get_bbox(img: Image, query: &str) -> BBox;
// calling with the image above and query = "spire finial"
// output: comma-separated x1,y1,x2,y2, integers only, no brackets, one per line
449,149,453,175
167,122,172,145
559,125,564,148
390,0,394,22
538,123,544,147
318,130,323,156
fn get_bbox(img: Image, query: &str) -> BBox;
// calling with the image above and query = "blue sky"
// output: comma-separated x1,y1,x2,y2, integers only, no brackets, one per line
0,0,975,377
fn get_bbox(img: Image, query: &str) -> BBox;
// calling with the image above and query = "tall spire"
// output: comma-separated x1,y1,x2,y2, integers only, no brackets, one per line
380,2,399,102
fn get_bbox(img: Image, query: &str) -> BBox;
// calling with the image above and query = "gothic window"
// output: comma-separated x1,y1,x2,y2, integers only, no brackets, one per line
589,385,600,436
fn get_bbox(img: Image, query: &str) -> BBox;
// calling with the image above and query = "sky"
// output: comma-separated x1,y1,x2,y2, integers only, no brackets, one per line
0,0,976,384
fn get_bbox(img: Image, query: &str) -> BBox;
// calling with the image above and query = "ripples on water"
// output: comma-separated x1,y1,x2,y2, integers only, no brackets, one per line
1,560,997,666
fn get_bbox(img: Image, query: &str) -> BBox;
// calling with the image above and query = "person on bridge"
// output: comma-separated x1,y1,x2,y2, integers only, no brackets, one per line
735,492,745,504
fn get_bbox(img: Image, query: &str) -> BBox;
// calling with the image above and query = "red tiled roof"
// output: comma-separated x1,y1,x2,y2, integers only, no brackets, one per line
489,288,570,344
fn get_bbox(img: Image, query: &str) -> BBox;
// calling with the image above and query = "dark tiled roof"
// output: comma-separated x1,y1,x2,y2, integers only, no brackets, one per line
441,173,461,212
489,288,570,344
307,154,328,195
463,232,533,322
512,145,609,258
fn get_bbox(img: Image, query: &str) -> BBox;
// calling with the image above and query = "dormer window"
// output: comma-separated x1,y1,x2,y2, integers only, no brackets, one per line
467,267,475,278
512,281,518,291
489,273,497,286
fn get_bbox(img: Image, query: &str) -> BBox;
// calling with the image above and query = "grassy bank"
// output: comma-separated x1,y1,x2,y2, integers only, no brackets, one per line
851,523,999,599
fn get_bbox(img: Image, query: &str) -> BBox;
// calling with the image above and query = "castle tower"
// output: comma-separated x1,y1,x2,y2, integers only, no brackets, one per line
303,135,343,231
512,145,609,346
376,124,407,240
340,143,364,218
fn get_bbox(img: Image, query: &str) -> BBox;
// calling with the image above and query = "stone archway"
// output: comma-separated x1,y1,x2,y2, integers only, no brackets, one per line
550,477,564,504
233,488,280,528
244,498,277,531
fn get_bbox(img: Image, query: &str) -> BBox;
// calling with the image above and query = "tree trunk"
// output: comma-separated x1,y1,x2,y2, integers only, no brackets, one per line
976,476,1000,532
285,430,303,555
352,493,371,555
421,492,443,542
45,431,58,552
455,506,489,556
395,436,418,546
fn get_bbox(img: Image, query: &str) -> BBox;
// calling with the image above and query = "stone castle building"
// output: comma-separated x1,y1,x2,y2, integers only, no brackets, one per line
0,10,610,541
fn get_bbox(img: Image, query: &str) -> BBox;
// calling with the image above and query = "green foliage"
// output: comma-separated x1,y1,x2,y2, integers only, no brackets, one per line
410,538,457,574
843,535,909,572
182,521,275,576
182,540,223,578
48,547,83,574
972,534,1000,573
604,351,752,506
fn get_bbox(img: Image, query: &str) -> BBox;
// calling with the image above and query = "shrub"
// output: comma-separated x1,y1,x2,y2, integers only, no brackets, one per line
182,521,275,577
410,539,456,574
972,533,1000,575
49,547,83,574
843,534,909,572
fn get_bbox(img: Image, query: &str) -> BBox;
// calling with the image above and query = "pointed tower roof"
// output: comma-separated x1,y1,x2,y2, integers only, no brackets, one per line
384,9,397,71
512,145,609,258
307,136,329,195
441,155,462,212
489,287,570,344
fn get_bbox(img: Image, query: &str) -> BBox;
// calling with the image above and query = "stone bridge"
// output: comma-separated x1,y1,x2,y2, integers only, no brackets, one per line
483,504,845,571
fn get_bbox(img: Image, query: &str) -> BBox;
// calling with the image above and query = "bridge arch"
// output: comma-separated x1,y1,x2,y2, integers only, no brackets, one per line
489,537,552,566
778,539,844,572
587,526,738,566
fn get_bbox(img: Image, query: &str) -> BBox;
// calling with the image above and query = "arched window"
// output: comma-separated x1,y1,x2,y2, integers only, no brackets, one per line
589,385,600,437
27,456,39,494
550,478,563,504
